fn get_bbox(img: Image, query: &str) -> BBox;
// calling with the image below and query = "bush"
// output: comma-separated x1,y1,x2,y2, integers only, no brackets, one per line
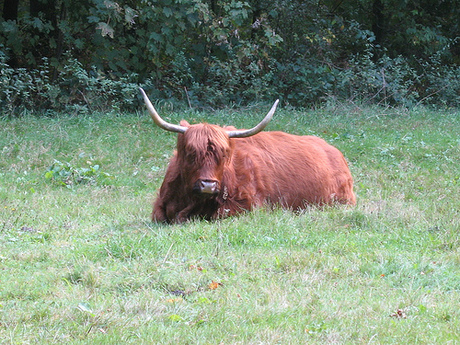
0,0,458,114
0,50,144,116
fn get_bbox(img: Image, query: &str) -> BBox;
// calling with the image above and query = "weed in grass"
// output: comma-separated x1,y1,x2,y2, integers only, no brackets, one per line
45,159,115,188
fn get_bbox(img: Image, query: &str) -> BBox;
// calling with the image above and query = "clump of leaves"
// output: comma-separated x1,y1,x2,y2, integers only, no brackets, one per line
45,159,114,187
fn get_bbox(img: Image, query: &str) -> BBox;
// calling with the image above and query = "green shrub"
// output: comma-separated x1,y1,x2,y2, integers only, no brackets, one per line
0,0,458,114
45,159,115,188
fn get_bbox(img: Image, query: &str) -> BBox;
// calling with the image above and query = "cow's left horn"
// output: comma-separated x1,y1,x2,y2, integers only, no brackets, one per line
140,88,188,134
226,99,279,138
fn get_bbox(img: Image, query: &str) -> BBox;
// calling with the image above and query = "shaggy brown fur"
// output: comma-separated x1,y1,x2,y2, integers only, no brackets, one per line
152,120,355,223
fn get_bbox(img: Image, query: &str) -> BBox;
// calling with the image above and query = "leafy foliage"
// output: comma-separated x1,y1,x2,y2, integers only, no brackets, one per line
45,159,115,187
0,0,458,115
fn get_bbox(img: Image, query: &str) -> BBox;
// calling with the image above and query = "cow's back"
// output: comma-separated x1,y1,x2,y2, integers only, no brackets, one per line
231,131,356,209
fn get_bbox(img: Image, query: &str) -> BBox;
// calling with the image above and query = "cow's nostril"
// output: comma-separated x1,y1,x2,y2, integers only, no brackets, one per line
198,180,218,194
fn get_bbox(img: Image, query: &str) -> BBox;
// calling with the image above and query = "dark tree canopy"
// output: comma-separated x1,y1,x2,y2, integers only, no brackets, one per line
0,0,458,114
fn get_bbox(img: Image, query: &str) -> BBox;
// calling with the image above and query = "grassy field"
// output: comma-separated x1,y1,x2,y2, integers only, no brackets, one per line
0,104,459,344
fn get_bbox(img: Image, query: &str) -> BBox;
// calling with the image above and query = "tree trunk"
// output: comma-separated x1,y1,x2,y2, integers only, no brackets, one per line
3,0,19,21
372,0,384,59
30,0,57,23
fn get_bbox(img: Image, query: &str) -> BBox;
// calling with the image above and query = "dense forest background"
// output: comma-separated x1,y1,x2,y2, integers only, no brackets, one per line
1,0,459,115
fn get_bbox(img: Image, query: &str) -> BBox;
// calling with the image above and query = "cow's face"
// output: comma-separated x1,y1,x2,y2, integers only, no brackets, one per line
140,87,278,198
177,121,232,198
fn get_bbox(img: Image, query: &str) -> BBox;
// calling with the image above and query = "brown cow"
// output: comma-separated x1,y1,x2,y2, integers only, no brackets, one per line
140,88,355,223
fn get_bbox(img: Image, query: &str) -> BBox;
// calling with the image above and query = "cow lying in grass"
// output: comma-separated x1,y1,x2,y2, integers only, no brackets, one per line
141,88,355,223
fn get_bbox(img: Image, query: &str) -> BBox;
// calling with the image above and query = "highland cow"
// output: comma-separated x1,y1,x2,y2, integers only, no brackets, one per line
140,88,355,223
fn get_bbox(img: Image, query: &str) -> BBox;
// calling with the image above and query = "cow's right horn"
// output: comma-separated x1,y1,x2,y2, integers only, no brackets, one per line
226,99,279,138
140,88,188,134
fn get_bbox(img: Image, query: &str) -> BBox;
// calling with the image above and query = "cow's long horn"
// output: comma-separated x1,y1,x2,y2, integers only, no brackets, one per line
226,99,279,138
140,88,188,134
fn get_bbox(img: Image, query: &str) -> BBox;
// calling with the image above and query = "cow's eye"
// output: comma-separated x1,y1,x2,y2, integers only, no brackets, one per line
186,152,196,163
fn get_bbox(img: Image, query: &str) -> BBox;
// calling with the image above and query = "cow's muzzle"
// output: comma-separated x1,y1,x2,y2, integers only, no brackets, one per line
193,179,219,197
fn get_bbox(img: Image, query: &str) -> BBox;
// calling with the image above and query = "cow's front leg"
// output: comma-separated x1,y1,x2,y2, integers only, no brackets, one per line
173,204,197,223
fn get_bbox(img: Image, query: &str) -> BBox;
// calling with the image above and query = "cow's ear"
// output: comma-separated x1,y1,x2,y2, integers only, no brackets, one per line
180,120,191,127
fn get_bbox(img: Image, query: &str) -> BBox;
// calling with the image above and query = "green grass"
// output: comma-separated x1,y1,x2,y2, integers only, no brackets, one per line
0,105,459,344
